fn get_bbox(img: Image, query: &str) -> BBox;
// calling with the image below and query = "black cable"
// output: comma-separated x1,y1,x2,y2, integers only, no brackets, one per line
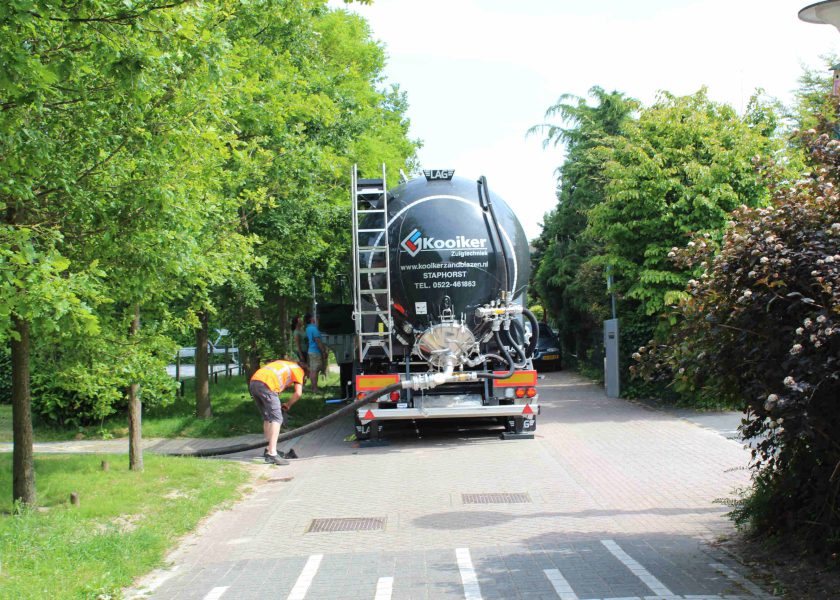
478,176,511,294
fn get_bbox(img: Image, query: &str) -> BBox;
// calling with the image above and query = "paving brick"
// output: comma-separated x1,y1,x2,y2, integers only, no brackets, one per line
124,371,777,600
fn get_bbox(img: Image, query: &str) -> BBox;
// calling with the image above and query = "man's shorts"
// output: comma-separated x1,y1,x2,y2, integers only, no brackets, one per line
308,352,323,376
249,380,283,424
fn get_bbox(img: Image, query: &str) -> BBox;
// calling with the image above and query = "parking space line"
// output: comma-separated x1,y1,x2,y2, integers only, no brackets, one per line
456,548,483,600
287,554,323,600
544,568,579,600
374,576,393,600
710,563,771,598
601,540,674,597
202,587,229,600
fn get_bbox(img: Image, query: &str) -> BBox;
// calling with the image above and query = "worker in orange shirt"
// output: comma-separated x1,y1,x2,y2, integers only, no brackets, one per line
249,359,306,465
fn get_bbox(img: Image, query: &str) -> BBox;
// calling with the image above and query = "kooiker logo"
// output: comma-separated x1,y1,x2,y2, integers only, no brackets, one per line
400,228,487,257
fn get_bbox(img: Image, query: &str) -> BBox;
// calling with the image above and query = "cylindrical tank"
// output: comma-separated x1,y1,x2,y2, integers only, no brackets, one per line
360,175,530,339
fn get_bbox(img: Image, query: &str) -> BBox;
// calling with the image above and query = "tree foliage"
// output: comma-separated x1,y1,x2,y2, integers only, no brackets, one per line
529,87,638,369
1,0,417,501
531,88,781,391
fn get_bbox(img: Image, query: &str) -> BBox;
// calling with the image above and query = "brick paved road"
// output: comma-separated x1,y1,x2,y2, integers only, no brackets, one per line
125,371,773,600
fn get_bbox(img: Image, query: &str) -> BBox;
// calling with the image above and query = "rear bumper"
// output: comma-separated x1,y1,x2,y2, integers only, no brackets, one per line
357,404,540,422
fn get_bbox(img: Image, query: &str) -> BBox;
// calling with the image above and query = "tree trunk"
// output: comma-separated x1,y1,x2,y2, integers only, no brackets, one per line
11,314,36,506
195,310,212,418
278,295,288,358
128,305,143,471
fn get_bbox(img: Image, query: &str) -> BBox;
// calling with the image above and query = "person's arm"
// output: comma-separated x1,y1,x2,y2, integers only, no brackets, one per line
282,383,303,411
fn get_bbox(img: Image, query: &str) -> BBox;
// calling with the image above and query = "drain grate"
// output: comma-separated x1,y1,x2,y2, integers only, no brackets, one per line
462,492,531,505
307,517,386,533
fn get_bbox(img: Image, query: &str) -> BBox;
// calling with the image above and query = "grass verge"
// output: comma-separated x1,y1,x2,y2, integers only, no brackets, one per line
0,371,345,442
0,453,248,599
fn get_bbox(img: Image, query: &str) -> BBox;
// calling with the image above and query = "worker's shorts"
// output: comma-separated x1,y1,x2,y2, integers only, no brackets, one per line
249,380,283,424
308,352,323,376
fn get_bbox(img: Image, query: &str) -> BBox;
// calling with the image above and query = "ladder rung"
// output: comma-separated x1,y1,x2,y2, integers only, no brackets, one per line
356,188,385,195
358,228,386,233
359,268,387,274
358,310,389,315
358,246,388,251
358,178,383,186
359,289,389,294
357,209,386,214
360,332,389,336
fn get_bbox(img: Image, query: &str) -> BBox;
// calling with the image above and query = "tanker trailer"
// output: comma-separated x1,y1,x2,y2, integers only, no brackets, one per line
349,165,541,441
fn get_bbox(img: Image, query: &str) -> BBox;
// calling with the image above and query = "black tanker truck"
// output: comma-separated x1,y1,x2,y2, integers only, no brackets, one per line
321,166,540,441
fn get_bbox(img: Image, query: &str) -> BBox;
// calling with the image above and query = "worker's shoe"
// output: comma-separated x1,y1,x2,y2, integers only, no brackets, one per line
264,453,289,466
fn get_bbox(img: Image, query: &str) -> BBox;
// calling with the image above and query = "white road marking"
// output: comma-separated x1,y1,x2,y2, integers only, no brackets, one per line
374,576,394,600
203,587,229,600
287,554,323,600
456,547,483,600
544,568,579,599
601,540,674,597
710,562,770,598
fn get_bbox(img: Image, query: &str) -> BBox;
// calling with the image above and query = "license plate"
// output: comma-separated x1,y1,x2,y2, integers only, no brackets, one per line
542,354,559,360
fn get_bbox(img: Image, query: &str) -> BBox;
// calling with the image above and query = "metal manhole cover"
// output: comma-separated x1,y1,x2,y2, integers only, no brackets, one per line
307,517,386,533
462,492,531,504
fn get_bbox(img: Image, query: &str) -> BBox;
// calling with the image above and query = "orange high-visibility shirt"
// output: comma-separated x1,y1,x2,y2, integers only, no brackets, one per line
250,360,304,393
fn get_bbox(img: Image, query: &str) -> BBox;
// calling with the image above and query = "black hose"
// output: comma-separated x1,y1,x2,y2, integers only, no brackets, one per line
478,176,511,294
477,332,516,380
522,308,539,357
175,330,522,458
169,382,404,457
503,326,527,367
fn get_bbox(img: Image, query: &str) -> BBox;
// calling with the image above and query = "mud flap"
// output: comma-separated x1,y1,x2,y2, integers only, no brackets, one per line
501,414,536,440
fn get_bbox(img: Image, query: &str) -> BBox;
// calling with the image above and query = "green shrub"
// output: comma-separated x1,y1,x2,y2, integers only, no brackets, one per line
635,131,840,552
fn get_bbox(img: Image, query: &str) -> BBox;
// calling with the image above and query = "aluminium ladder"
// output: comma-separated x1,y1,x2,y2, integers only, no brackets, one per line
351,164,394,361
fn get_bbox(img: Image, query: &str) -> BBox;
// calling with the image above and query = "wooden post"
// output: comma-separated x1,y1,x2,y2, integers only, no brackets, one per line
101,460,109,472
70,492,79,506
224,345,230,379
175,352,180,388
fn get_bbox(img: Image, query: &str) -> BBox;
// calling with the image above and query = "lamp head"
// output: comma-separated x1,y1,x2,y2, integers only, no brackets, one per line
800,1,840,32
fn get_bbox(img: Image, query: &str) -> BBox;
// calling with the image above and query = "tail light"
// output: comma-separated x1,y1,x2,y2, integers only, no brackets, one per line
526,387,537,398
389,391,401,402
357,392,365,400
514,388,526,398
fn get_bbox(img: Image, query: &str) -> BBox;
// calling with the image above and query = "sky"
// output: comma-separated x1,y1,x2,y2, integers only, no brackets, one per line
331,0,840,240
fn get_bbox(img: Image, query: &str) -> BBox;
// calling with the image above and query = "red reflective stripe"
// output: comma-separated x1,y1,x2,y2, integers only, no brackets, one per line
356,374,400,391
492,370,537,387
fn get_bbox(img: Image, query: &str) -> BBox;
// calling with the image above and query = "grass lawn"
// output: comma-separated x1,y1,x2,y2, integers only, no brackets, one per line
0,453,248,599
0,371,346,442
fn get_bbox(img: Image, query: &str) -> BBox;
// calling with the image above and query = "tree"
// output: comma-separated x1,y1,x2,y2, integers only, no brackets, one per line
1,0,250,488
529,87,638,370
